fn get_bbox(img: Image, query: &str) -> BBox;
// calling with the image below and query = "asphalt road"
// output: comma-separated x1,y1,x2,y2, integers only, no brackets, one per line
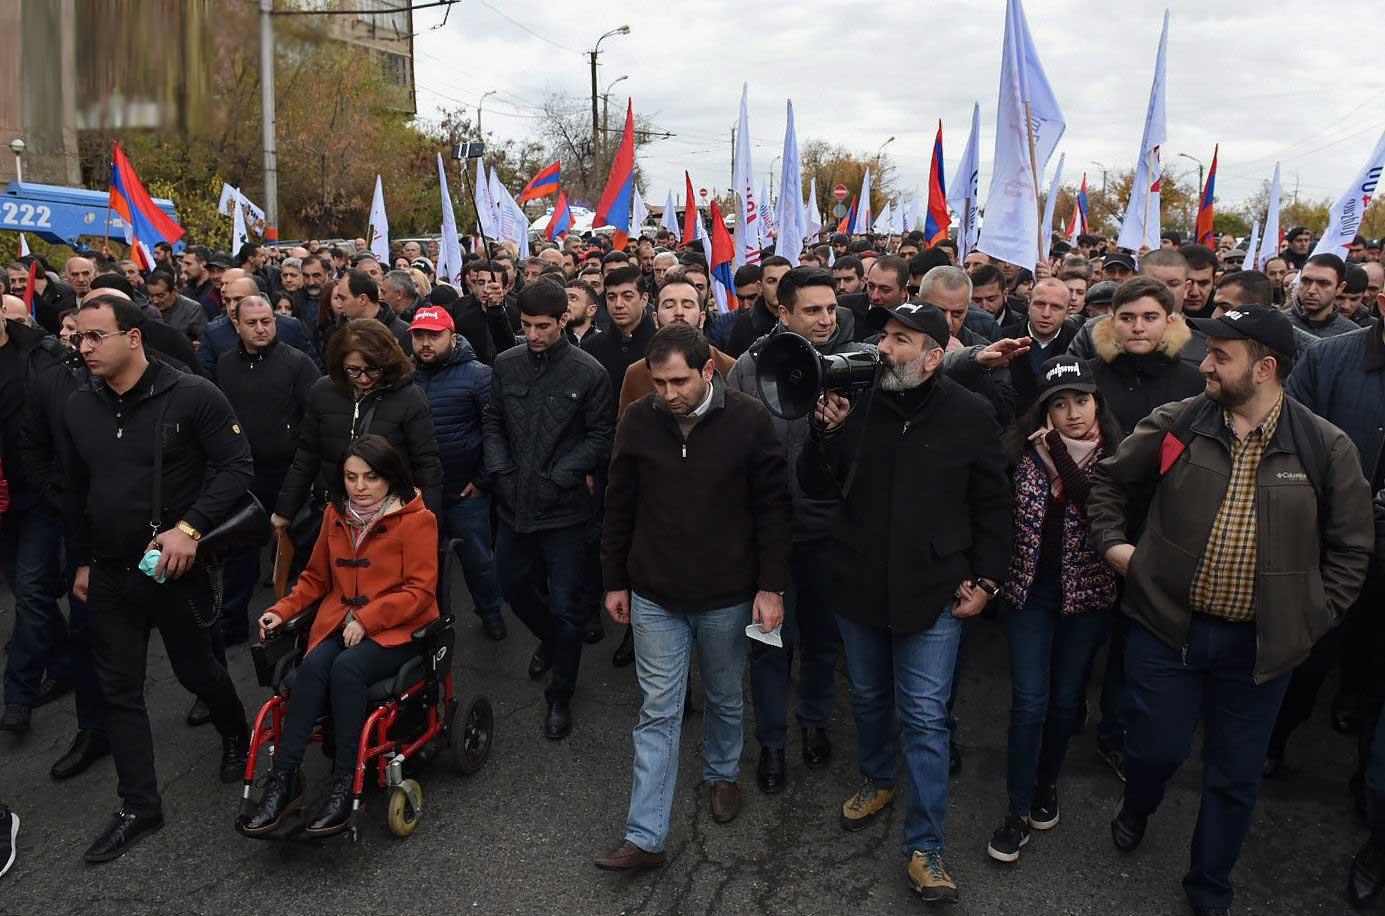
0,554,1370,916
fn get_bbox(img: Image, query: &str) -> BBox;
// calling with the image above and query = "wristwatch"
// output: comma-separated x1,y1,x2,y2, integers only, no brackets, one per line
975,579,998,600
176,521,203,541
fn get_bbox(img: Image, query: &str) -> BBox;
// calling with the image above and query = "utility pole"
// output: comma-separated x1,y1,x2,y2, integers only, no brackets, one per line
259,0,278,241
589,49,600,176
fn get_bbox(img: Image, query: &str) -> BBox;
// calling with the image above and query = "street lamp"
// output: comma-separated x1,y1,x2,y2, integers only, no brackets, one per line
477,90,497,139
769,156,782,200
1177,152,1205,196
601,75,629,153
589,26,632,174
876,136,896,161
9,138,24,183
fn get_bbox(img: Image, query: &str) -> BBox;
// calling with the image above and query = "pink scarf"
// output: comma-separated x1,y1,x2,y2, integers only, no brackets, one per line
1029,421,1101,496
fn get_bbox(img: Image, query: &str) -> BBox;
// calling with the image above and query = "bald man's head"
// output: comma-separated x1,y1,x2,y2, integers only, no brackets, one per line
65,257,95,295
222,276,260,319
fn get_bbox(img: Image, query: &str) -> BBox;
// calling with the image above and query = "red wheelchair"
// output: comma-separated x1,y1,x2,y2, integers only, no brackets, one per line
238,539,493,841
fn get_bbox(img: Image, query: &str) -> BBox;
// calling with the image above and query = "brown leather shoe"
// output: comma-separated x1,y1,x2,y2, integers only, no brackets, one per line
594,840,666,871
710,780,742,823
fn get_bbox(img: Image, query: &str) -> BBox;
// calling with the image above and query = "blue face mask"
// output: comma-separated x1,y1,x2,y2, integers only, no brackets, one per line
138,549,167,584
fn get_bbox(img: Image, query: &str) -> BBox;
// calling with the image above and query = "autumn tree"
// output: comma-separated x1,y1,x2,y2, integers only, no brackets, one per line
800,140,897,228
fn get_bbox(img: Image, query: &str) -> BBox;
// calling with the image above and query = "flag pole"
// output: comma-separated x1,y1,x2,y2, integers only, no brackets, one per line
1023,101,1043,263
1141,149,1154,252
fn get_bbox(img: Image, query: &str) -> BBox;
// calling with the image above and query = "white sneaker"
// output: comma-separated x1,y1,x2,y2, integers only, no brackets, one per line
0,805,17,879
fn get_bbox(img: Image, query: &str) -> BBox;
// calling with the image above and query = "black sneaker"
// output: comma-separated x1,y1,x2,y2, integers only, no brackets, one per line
84,809,164,864
1097,735,1126,782
1111,795,1147,852
0,804,16,878
986,814,1030,863
1031,783,1060,830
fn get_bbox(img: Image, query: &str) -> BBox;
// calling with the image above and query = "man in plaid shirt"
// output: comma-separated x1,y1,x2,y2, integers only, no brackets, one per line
1087,306,1374,916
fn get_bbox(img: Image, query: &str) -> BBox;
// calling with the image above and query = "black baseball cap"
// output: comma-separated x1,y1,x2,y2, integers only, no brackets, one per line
831,232,849,245
1187,305,1297,360
1035,355,1098,406
1102,252,1136,272
207,253,232,269
867,301,951,347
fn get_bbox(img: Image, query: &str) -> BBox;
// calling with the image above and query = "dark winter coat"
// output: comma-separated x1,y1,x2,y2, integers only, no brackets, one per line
798,373,1013,634
1086,312,1206,436
481,336,614,534
215,338,321,476
413,337,491,497
1286,321,1385,486
275,375,443,518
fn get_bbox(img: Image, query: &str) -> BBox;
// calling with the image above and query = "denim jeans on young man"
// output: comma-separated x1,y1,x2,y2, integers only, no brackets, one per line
1122,614,1291,911
837,606,963,857
749,540,840,749
1004,570,1111,818
624,593,750,853
440,494,505,619
1,497,70,707
495,522,586,703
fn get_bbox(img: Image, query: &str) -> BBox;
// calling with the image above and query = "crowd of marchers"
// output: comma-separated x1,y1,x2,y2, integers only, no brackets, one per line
1,223,1384,916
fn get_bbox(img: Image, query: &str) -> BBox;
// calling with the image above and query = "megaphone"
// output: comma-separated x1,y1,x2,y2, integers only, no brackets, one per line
756,331,881,420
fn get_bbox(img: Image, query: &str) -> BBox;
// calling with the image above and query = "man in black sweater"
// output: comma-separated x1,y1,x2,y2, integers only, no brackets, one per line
215,295,319,645
595,323,790,872
60,295,254,864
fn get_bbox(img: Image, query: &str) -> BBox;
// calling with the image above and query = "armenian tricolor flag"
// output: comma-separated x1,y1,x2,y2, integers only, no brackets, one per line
518,161,562,203
923,121,951,246
544,190,572,240
594,101,636,249
1194,144,1218,247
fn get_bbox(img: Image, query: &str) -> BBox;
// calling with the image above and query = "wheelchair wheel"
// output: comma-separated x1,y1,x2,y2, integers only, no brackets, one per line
448,693,494,775
386,778,422,838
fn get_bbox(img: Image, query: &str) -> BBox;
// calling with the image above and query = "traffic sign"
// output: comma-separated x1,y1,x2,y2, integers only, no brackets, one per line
832,184,848,200
699,188,709,199
832,204,848,218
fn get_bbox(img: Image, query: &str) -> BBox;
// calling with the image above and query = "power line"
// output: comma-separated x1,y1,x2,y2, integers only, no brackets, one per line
477,0,580,54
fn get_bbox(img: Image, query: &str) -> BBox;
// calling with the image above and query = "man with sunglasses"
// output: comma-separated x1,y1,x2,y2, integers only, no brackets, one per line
58,294,255,864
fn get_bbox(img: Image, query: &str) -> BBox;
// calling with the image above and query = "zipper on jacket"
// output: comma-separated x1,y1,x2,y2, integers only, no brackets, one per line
1181,644,1189,666
681,443,686,459
900,421,910,438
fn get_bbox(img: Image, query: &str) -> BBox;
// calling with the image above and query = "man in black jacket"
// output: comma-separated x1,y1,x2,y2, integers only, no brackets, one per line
411,306,506,641
582,266,657,403
215,295,319,646
724,256,790,357
799,301,1012,904
727,267,863,794
60,295,254,864
334,269,412,353
0,316,72,736
1000,277,1080,416
594,323,790,871
482,281,615,739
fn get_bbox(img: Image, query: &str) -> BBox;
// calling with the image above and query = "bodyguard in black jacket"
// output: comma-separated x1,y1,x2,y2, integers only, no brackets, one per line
59,295,252,864
215,297,321,643
482,281,614,739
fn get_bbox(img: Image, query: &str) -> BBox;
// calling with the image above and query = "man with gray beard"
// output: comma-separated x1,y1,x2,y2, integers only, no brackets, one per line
798,300,1013,904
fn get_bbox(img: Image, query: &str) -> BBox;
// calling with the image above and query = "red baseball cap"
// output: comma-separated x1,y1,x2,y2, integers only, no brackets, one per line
409,307,454,332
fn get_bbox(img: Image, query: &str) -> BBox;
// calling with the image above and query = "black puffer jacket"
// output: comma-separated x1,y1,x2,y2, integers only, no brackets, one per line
216,338,321,476
1086,312,1206,437
581,313,657,415
481,336,614,534
275,374,443,518
413,337,491,498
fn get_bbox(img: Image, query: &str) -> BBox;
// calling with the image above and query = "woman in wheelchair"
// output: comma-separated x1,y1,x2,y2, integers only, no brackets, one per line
237,435,439,838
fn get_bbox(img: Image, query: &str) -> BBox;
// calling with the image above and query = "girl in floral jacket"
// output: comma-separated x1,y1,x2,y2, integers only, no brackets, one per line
986,356,1124,865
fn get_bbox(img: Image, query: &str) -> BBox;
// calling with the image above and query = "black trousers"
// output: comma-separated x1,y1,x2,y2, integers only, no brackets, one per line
88,562,247,815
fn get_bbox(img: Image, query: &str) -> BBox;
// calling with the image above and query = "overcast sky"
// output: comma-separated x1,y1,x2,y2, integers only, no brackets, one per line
412,1,1385,217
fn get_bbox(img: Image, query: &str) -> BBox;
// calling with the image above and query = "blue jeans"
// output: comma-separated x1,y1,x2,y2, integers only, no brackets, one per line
837,607,963,857
749,540,840,748
495,522,586,702
624,593,749,852
1097,611,1131,745
1004,571,1111,817
441,494,505,618
1123,615,1291,910
1,498,69,706
275,633,416,775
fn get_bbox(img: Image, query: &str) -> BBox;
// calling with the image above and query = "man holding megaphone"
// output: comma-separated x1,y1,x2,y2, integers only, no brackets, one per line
797,299,1014,905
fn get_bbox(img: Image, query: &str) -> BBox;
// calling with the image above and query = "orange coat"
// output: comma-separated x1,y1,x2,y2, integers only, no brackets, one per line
617,346,737,417
270,492,439,654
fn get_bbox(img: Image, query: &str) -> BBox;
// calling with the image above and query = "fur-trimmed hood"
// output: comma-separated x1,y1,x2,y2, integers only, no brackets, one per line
1092,312,1193,364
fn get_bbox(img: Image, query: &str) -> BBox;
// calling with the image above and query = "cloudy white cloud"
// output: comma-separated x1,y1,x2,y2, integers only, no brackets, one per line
412,0,1385,222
